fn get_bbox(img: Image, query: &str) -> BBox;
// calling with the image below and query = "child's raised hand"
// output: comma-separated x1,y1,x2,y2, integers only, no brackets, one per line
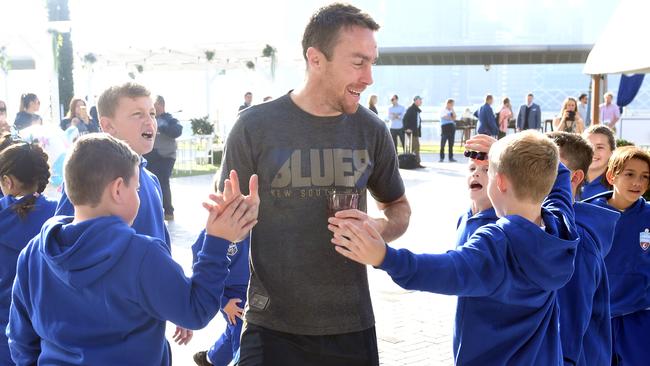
465,134,497,154
330,220,387,267
205,196,258,242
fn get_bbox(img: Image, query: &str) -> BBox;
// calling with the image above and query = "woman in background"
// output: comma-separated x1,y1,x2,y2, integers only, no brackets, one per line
553,97,585,134
14,93,42,131
497,97,512,139
61,98,99,133
368,94,378,114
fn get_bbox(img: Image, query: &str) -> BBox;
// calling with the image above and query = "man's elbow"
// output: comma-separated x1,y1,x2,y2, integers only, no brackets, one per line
380,196,411,240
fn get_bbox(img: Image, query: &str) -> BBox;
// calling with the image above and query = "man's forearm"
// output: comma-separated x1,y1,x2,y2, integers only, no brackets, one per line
376,196,411,242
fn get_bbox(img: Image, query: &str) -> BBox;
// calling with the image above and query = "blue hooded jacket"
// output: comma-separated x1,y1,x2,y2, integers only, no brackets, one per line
7,216,231,366
557,202,619,366
55,159,171,252
456,207,498,247
585,192,650,317
379,164,578,365
580,174,609,200
192,230,250,306
0,195,56,365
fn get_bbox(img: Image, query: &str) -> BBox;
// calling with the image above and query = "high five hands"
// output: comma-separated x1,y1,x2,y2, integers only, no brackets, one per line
203,170,260,242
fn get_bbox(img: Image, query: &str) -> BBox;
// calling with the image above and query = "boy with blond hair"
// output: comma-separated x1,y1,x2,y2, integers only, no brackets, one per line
7,134,257,365
329,131,579,365
548,131,619,365
584,146,650,366
56,83,171,251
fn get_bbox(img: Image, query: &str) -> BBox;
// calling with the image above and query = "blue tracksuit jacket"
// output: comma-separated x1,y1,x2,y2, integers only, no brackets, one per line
7,216,231,366
557,202,619,366
0,195,56,365
379,164,578,365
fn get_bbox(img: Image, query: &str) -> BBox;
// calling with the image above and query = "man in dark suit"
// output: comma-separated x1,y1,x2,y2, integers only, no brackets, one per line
404,95,425,168
516,93,542,131
477,94,498,137
239,92,253,111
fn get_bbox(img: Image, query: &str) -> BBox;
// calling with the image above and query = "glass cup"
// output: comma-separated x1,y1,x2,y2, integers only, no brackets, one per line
327,192,360,217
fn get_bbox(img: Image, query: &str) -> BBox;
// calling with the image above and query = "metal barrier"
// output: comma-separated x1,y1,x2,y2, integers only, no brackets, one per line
174,134,216,173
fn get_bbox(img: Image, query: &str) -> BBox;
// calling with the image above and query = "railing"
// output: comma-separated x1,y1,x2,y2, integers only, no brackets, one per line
175,134,218,173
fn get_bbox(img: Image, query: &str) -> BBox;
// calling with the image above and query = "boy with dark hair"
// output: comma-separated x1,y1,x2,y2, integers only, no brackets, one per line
7,134,257,365
54,83,198,344
329,131,579,365
548,131,619,366
584,146,650,366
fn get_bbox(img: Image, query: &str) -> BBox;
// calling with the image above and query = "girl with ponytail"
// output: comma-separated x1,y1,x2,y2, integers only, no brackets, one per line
0,141,57,365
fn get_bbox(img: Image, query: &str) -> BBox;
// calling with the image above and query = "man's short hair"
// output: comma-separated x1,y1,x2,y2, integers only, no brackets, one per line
583,124,616,151
485,94,493,102
604,91,614,99
391,95,398,101
155,95,165,107
64,133,140,207
578,93,588,101
547,132,593,193
301,3,379,62
97,83,151,118
244,92,252,97
446,98,454,104
606,146,650,183
527,93,534,98
489,130,559,203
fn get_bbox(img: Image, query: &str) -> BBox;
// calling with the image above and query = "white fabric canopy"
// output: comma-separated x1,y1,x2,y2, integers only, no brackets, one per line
583,0,650,75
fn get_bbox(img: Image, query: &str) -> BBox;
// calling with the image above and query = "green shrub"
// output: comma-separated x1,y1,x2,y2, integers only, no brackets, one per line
616,138,634,147
190,116,214,135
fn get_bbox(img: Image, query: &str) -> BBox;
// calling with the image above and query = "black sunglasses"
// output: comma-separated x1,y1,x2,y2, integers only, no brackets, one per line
0,107,6,112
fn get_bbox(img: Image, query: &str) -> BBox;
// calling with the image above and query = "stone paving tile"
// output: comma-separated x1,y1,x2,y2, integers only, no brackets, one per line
166,155,469,365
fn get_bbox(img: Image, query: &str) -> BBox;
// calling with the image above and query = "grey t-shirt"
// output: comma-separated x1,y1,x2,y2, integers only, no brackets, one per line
219,93,405,335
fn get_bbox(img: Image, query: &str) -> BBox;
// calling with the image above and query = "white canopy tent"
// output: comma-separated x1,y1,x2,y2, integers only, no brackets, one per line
583,0,650,75
583,0,650,125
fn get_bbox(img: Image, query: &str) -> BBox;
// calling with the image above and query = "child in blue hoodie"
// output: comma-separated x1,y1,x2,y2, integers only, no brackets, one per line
7,134,258,366
0,142,56,365
329,131,579,365
193,177,251,366
192,235,250,366
548,131,619,366
52,83,194,342
55,83,171,252
456,156,497,247
584,146,650,366
581,125,616,199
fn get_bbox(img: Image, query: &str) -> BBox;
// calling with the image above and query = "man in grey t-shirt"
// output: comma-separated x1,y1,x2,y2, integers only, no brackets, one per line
215,4,411,366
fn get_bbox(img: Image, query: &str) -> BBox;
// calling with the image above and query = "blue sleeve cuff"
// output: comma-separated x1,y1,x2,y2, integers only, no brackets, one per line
200,235,232,256
378,244,399,272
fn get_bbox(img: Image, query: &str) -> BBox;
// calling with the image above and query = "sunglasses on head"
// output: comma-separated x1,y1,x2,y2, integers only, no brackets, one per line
464,150,488,161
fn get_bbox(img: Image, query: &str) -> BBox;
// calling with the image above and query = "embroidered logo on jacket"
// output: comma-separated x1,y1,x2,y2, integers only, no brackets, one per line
640,229,650,251
227,242,239,256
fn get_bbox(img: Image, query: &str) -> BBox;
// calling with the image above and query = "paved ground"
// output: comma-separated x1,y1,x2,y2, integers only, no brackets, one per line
165,152,471,365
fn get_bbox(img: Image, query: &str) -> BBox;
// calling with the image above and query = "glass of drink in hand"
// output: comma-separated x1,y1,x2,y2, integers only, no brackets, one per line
327,191,360,217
